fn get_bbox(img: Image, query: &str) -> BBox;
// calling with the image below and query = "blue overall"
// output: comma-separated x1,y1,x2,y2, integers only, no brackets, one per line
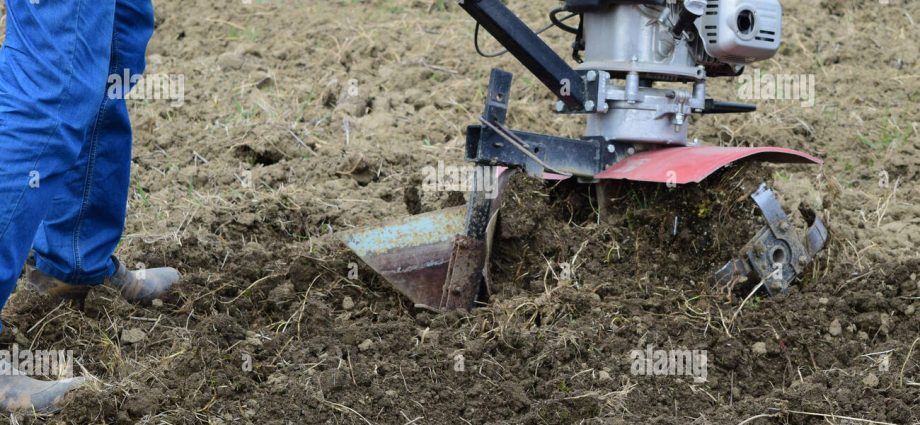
0,1,155,316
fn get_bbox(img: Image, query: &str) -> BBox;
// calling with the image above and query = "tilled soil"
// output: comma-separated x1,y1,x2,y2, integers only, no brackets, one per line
1,0,918,424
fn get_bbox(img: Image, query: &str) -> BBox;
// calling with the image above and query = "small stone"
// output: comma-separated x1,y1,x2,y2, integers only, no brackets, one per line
217,52,244,70
598,370,611,381
906,304,916,316
253,71,274,90
818,297,829,305
358,338,374,352
121,328,147,344
828,319,843,336
857,331,869,340
342,296,355,311
151,299,164,307
879,354,891,372
862,373,879,388
752,342,768,355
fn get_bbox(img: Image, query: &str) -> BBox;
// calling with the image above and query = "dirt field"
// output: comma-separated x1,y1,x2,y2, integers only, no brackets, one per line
1,0,919,423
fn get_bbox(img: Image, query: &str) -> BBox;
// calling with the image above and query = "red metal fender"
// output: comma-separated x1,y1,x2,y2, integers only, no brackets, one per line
593,146,822,184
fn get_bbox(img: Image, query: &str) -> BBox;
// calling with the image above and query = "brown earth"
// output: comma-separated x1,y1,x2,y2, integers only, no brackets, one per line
0,0,918,424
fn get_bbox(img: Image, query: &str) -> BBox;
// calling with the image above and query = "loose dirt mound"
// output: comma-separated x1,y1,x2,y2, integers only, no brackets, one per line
0,0,918,423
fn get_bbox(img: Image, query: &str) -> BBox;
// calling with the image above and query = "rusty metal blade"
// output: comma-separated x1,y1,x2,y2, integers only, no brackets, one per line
339,207,467,310
340,168,517,312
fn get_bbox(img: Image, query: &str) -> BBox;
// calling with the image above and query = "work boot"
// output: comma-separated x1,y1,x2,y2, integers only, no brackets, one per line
105,258,180,303
0,360,85,412
25,257,179,304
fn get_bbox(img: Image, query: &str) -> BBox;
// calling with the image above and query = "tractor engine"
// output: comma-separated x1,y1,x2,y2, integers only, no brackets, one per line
564,0,783,145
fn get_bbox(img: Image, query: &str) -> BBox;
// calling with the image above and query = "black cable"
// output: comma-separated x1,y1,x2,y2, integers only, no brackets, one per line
571,16,584,63
474,23,508,58
474,10,579,58
550,6,579,34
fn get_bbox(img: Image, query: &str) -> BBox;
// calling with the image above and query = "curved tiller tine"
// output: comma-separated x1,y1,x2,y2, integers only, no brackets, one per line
340,167,517,312
715,184,829,295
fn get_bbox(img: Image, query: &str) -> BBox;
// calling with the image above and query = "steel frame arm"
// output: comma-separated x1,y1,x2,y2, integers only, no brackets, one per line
458,0,587,109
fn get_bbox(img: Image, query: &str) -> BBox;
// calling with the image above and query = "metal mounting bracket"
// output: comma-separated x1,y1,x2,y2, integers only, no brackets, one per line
466,68,623,178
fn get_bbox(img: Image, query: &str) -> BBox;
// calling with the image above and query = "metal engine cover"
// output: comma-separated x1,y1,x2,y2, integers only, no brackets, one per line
695,0,782,64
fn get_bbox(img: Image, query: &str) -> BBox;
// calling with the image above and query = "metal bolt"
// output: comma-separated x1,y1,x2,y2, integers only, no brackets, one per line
584,100,595,111
555,100,566,113
586,70,598,82
627,147,636,156
674,113,685,126
607,144,616,153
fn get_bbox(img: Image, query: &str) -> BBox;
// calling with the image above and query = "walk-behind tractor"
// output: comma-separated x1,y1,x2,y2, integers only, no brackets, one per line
341,0,828,311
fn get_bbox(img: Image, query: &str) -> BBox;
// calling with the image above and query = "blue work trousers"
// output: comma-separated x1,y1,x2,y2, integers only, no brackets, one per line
0,0,155,316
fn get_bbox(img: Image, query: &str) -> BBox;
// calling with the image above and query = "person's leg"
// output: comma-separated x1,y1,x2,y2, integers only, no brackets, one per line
31,0,154,284
0,0,116,412
0,0,116,312
28,0,179,302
